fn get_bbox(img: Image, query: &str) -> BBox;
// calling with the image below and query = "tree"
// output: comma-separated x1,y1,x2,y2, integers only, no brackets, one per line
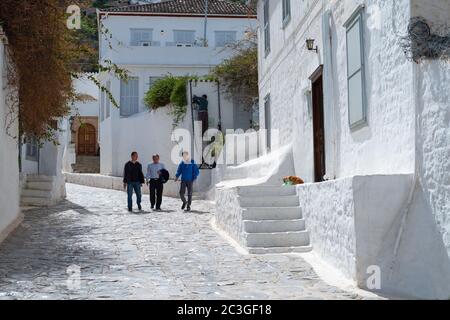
212,31,258,109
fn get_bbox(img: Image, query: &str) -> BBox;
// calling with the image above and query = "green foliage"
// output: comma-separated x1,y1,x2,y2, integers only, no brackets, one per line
169,78,188,127
170,78,188,108
212,32,258,108
144,76,177,110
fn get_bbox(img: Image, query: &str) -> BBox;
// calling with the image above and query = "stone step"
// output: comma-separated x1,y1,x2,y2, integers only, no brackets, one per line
239,195,299,208
245,231,310,248
21,196,53,207
26,181,54,191
237,185,297,197
247,245,313,254
243,207,302,221
22,189,52,199
244,219,306,233
26,175,55,183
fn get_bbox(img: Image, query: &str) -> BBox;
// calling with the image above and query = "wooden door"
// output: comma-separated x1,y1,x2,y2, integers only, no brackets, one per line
78,124,96,155
310,66,326,182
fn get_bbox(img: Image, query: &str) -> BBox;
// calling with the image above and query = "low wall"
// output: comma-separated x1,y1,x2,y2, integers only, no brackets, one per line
298,174,450,299
65,172,211,198
215,186,245,246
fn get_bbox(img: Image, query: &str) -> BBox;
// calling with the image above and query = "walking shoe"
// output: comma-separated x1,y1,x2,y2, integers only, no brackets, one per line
185,206,191,212
151,205,155,210
181,202,187,210
155,208,162,212
138,205,142,211
128,208,132,212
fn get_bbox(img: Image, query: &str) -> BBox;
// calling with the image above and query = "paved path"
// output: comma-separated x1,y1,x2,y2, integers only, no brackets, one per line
0,184,367,300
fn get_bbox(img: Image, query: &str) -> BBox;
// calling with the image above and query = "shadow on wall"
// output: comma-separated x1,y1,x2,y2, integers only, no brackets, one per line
376,183,450,299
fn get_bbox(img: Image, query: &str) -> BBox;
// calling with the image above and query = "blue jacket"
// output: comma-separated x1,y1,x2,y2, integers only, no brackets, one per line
176,160,200,182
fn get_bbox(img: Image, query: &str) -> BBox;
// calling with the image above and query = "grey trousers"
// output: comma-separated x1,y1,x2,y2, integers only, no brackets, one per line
180,181,194,206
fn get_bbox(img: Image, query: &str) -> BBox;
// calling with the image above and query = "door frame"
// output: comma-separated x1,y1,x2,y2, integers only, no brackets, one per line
309,65,326,182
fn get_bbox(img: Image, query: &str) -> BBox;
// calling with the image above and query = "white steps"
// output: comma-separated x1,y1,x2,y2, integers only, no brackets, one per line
236,185,311,254
246,231,310,247
244,219,306,233
21,196,53,207
247,246,313,254
22,189,52,198
243,207,302,220
237,185,297,197
20,175,57,207
239,195,299,207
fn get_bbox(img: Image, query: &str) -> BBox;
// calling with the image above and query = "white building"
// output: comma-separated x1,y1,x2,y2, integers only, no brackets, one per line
214,0,450,299
0,27,22,243
63,74,100,174
97,0,257,194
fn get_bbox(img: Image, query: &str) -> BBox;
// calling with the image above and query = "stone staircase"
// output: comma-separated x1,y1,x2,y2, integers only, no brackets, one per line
21,175,57,207
72,156,100,174
236,185,312,254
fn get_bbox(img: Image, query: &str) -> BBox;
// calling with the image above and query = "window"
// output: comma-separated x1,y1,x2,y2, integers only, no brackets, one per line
26,136,39,161
147,76,163,91
105,81,111,119
120,77,139,117
263,0,270,56
345,6,367,130
215,31,237,47
173,30,195,45
282,0,291,27
130,29,153,46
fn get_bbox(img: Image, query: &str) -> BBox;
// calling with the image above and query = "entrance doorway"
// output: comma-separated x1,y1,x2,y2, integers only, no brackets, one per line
310,66,326,182
78,124,97,156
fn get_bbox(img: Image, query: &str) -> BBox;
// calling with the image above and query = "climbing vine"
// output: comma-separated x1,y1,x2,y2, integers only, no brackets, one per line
0,0,127,142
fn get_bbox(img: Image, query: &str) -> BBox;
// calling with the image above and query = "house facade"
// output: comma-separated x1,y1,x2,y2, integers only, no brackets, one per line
0,26,22,243
215,0,450,299
96,0,257,194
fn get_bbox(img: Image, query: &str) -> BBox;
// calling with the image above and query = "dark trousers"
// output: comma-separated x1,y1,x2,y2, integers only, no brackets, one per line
127,182,142,210
149,179,163,209
198,111,208,135
180,181,194,206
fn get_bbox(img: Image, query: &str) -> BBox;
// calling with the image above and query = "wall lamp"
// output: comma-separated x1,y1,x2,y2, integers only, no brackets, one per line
306,38,318,53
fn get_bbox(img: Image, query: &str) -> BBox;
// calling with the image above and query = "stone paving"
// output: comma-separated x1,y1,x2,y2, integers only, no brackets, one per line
0,184,368,300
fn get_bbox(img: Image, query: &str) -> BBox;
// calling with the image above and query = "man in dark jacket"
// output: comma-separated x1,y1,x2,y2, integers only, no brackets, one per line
123,152,145,212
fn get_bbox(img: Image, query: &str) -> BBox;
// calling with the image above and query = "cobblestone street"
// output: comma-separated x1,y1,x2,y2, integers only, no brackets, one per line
0,184,367,300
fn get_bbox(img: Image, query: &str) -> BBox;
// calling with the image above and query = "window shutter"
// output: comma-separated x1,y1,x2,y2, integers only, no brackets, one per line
174,30,195,44
130,29,153,46
215,31,236,47
120,77,139,116
263,0,270,55
345,7,367,129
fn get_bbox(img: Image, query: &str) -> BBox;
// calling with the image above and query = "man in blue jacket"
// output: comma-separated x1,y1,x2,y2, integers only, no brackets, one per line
174,151,200,212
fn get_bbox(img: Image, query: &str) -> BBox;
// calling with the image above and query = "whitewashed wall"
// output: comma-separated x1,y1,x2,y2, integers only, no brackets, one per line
411,0,450,263
257,0,415,181
0,37,21,242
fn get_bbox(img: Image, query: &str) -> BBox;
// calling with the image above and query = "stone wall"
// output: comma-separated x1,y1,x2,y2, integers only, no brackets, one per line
412,0,450,264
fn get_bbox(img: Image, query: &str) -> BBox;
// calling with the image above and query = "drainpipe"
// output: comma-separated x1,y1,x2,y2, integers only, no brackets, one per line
217,81,222,132
189,80,195,155
203,0,209,47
